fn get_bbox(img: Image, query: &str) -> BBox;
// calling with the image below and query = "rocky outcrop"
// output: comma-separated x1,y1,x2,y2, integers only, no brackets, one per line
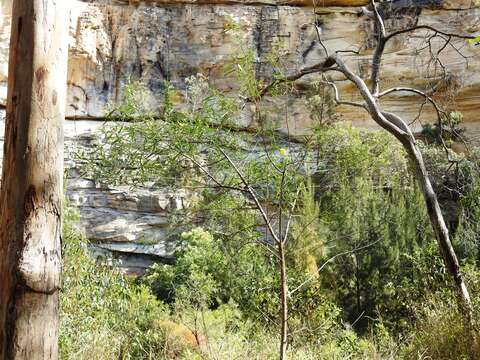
77,0,478,8
0,0,479,129
0,0,478,271
0,110,185,272
64,2,480,137
65,122,191,272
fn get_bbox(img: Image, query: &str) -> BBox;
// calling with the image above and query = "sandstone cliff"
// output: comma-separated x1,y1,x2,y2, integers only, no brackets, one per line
1,0,479,131
0,0,478,270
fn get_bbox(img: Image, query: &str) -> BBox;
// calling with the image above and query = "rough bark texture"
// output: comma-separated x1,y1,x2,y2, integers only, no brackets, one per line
0,1,68,358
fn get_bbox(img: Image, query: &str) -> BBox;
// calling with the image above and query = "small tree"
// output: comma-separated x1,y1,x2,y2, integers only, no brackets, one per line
256,0,477,311
84,76,317,359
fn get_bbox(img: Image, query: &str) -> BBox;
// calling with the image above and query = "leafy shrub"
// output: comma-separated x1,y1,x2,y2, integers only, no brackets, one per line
60,206,171,359
420,111,466,146
310,125,444,332
75,73,480,358
422,145,480,262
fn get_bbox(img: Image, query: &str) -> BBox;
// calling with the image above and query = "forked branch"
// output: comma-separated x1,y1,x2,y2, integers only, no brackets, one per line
368,0,476,96
251,6,476,309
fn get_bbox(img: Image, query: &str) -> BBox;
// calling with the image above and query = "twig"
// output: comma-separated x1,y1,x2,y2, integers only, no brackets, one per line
289,239,381,295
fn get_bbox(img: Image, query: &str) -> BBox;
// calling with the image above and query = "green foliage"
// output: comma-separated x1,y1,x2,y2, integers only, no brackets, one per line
287,178,327,277
457,182,480,261
143,228,224,307
141,226,392,359
400,267,480,360
468,35,480,46
61,211,384,359
306,79,339,126
60,206,170,359
309,125,448,332
313,123,408,185
63,196,480,359
106,80,154,121
422,145,480,261
75,66,480,358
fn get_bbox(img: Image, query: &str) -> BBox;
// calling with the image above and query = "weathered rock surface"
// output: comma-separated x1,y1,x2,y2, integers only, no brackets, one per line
64,1,480,137
0,110,186,272
0,0,479,270
0,0,479,131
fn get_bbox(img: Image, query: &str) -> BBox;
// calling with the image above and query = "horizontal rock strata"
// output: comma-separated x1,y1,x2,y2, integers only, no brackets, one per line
0,0,478,270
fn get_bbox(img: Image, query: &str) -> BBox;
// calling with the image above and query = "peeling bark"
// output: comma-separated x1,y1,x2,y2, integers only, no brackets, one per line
0,1,68,358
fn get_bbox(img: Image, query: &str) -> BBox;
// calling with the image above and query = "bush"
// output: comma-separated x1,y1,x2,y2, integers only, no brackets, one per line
311,125,451,332
75,75,480,358
60,206,171,359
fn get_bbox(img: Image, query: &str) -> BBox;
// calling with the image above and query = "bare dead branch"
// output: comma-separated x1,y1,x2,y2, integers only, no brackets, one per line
321,77,367,109
335,49,361,55
369,0,387,95
371,0,386,38
385,25,476,43
332,55,410,140
376,87,459,161
256,60,337,100
377,87,446,119
368,7,475,96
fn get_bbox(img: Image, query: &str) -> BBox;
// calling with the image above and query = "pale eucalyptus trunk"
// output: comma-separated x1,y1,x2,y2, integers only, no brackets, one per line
405,141,471,306
0,1,68,358
331,55,472,309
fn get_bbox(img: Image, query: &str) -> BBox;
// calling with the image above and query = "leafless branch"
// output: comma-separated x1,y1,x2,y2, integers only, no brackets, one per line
377,87,446,119
256,61,337,100
385,25,476,43
376,87,462,161
321,77,367,109
371,0,386,38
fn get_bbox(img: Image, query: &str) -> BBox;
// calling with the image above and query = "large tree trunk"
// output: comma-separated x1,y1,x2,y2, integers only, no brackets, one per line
0,1,68,358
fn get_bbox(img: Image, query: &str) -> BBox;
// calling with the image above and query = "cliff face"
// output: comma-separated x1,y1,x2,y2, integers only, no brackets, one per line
1,0,479,129
0,0,478,271
49,2,480,135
